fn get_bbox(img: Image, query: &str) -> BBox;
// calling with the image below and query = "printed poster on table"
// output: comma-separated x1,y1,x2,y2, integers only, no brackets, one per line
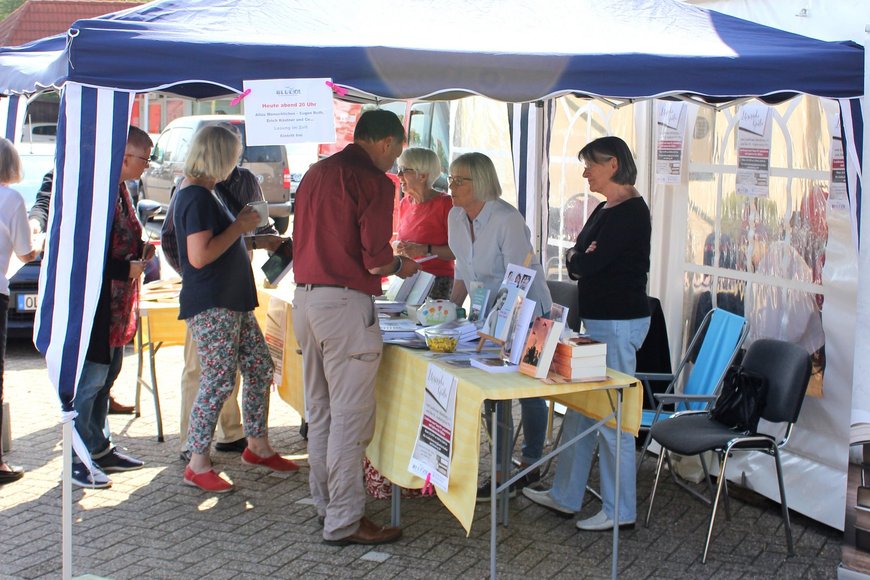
242,78,336,145
408,363,458,491
654,102,687,184
735,104,772,198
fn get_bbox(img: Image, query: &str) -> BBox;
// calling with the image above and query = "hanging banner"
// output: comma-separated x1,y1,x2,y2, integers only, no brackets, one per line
242,78,336,145
654,102,687,184
736,104,772,198
408,363,458,491
826,110,849,211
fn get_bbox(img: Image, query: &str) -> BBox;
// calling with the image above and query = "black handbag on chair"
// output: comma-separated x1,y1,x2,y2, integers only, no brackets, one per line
709,365,769,433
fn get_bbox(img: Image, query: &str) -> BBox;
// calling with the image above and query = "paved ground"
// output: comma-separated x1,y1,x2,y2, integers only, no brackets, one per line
0,337,843,579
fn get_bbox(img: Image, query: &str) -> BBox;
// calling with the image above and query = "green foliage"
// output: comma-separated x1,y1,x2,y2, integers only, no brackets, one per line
0,0,26,22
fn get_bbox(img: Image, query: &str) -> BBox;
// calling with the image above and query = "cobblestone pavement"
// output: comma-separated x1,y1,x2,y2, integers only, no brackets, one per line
0,338,842,579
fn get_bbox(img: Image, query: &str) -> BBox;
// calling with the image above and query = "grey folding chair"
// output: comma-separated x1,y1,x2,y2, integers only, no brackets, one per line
645,339,812,563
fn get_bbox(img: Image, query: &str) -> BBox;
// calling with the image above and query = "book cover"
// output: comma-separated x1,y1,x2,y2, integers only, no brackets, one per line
260,238,293,285
405,271,435,305
470,357,519,374
505,297,536,365
468,287,491,323
519,317,565,379
502,263,537,295
483,284,522,341
554,336,607,358
383,273,418,303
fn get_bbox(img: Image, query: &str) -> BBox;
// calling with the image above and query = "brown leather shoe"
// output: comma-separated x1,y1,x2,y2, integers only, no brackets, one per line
323,516,402,546
108,396,135,414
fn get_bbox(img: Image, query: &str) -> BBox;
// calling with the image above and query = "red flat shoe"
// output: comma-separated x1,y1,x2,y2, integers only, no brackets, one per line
241,448,299,472
183,466,233,493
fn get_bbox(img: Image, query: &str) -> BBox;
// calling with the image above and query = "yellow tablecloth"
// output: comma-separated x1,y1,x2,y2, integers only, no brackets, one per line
268,288,641,535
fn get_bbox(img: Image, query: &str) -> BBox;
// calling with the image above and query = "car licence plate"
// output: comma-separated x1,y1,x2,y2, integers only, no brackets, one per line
16,293,38,312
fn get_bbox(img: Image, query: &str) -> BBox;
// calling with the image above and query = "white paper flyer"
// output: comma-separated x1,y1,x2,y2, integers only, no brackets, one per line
242,78,336,145
654,102,686,184
736,104,772,198
408,363,458,491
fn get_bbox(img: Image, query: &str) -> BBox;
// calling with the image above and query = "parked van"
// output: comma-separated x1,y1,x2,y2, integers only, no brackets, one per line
140,115,295,232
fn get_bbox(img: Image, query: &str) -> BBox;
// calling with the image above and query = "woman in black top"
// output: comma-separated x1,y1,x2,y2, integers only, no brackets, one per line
523,136,651,531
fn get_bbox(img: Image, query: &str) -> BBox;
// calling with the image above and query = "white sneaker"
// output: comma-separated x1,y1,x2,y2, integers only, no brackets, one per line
575,509,635,531
522,487,575,518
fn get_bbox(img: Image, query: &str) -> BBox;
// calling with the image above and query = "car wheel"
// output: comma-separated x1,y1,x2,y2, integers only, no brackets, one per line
273,216,289,234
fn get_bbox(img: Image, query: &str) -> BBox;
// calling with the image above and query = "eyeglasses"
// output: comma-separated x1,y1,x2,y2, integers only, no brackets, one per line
447,175,472,187
397,167,418,176
125,153,152,163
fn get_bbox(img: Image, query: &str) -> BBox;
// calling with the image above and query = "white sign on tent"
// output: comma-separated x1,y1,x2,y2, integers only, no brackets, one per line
242,78,336,145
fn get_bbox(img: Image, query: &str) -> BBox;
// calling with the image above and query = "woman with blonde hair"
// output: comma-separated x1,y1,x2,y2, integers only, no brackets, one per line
0,138,37,484
173,125,297,492
446,152,552,499
393,147,454,299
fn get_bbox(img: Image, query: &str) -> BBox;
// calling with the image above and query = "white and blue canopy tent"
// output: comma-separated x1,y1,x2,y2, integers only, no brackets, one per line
0,0,864,577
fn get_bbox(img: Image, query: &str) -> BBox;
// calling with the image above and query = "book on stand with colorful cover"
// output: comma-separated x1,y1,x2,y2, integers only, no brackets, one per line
518,317,565,379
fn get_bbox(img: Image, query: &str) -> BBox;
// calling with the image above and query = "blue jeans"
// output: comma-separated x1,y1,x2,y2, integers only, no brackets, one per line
487,397,548,476
73,346,123,458
550,317,650,521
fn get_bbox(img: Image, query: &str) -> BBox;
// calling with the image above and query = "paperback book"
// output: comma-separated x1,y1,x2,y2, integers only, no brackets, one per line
405,271,436,305
554,336,607,358
468,287,491,324
504,297,536,365
519,317,565,379
470,357,519,374
482,283,523,342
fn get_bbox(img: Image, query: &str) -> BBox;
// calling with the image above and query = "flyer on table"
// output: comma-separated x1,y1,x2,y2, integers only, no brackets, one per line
242,78,336,145
408,364,458,491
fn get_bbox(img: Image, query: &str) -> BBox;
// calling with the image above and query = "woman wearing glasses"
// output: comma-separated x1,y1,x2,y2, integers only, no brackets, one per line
523,136,650,532
392,148,455,299
446,152,552,500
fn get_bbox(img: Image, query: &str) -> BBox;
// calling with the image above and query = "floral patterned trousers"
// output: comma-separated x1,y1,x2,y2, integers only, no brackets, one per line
186,308,273,455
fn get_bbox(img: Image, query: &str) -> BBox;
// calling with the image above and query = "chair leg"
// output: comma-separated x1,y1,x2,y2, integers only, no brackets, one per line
645,447,667,527
636,425,655,473
773,446,795,556
703,451,730,563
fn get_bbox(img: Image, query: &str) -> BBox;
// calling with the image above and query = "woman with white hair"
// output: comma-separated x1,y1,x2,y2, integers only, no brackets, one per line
446,152,552,500
393,147,455,299
173,125,298,493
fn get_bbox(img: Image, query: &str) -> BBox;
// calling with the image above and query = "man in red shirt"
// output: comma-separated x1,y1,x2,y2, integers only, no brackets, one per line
292,110,418,545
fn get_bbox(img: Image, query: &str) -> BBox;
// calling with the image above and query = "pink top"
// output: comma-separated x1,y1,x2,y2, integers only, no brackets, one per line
397,193,454,278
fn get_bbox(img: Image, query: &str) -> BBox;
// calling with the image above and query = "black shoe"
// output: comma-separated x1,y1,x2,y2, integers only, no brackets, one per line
94,448,144,473
214,438,247,453
0,465,24,484
476,468,540,503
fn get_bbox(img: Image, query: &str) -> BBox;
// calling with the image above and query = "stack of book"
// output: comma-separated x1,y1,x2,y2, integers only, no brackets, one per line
551,336,608,381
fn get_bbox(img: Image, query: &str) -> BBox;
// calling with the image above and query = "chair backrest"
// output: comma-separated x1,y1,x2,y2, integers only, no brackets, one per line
679,308,748,410
546,280,580,332
740,338,812,424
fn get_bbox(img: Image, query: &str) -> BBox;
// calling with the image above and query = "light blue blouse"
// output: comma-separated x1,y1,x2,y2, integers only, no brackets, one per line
448,198,552,317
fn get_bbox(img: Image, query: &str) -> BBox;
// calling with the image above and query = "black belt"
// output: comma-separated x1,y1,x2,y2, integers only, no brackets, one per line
302,284,349,291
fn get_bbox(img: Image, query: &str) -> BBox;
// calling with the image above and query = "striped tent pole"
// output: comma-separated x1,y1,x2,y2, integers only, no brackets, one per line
0,94,24,141
33,82,134,580
508,100,555,264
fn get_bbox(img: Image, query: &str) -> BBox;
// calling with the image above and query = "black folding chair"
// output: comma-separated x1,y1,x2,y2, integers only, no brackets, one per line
645,339,812,563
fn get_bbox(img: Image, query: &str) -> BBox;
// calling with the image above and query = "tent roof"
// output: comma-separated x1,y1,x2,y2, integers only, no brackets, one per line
0,0,145,47
0,0,864,102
